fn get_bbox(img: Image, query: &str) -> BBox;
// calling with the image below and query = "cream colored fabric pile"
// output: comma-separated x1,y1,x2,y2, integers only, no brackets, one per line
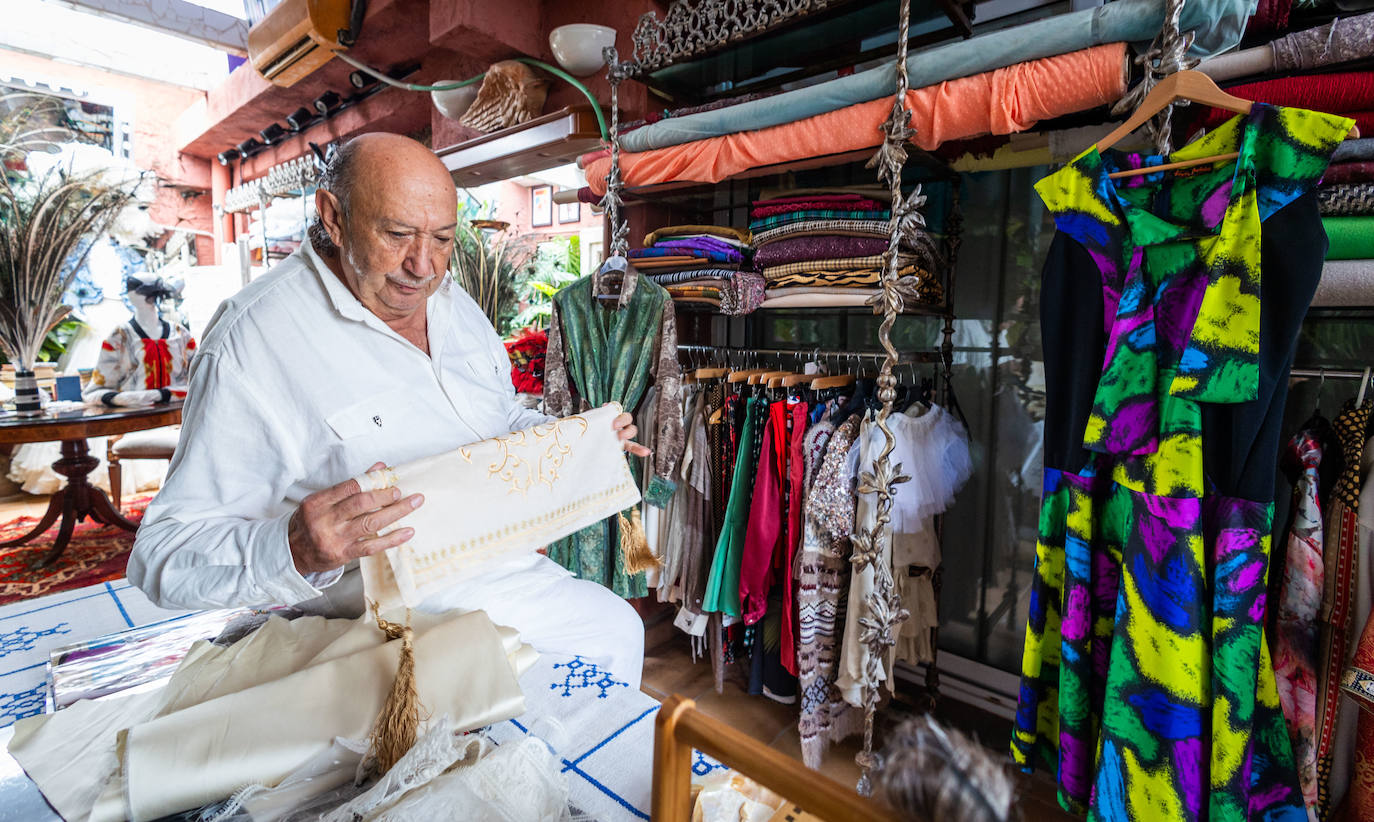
356,402,641,608
8,611,534,822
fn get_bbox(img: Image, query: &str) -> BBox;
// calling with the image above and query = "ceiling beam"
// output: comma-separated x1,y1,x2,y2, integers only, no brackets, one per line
53,0,248,55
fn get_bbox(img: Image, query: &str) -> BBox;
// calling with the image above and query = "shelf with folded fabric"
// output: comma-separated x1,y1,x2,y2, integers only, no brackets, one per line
629,0,1057,103
616,148,957,211
668,294,951,315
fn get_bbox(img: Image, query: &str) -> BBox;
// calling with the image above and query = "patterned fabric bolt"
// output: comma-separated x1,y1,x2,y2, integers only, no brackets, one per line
1274,431,1325,814
1013,104,1353,821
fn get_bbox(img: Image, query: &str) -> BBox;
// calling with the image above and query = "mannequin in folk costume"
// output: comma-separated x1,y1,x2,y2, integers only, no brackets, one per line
82,273,194,406
8,274,193,496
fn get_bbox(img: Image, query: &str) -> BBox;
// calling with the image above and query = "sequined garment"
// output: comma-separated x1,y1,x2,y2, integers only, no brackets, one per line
797,414,862,770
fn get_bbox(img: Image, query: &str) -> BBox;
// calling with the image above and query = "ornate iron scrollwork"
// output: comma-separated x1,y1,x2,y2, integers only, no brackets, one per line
631,0,840,71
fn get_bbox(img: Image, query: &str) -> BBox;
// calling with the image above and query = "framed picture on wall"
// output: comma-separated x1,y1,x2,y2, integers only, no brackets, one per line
558,199,580,224
531,185,553,227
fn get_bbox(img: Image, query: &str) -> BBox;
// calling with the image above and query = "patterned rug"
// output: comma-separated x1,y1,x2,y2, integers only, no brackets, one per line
0,495,152,606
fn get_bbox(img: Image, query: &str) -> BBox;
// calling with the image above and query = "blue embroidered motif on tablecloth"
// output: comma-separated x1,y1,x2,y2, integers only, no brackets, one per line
0,623,71,659
549,656,629,699
0,683,45,725
692,749,727,777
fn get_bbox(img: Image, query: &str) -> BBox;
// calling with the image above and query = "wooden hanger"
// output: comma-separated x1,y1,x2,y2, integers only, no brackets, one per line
751,370,791,385
695,367,730,380
811,374,856,390
1099,71,1360,180
780,373,817,387
727,368,769,384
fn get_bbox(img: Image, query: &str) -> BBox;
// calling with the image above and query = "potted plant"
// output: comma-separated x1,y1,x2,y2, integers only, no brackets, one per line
0,93,140,414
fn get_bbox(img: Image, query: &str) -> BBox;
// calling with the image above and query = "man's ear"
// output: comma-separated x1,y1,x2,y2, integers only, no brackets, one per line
315,189,347,248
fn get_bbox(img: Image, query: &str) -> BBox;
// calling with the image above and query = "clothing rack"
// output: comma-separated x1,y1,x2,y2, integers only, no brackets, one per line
677,344,942,365
1290,367,1371,380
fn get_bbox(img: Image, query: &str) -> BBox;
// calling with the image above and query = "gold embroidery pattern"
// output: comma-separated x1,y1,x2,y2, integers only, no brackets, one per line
403,475,638,576
486,415,591,495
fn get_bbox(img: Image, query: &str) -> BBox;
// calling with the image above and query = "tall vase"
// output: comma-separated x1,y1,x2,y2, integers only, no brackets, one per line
13,366,42,417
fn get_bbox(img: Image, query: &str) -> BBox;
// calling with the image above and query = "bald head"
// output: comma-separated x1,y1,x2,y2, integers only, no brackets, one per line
309,133,458,326
309,134,454,256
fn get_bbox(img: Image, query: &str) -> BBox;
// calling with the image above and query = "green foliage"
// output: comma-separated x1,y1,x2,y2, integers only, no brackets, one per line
450,220,532,336
0,318,85,366
566,234,581,276
510,239,582,331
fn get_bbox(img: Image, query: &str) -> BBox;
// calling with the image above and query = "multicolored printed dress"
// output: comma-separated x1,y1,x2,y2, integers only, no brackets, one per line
1012,104,1354,821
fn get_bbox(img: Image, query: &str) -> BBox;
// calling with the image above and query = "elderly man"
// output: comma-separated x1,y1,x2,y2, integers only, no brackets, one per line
130,134,645,686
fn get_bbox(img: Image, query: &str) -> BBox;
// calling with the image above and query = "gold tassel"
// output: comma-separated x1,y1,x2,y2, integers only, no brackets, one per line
617,506,660,574
367,600,421,775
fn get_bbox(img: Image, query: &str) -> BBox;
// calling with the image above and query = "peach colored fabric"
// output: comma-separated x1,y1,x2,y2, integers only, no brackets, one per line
584,43,1126,195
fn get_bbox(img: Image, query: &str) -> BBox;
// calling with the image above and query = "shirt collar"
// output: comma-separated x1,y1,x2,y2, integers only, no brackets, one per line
300,238,453,353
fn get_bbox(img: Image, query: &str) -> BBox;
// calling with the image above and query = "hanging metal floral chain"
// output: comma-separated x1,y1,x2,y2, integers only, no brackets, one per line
850,0,936,796
1109,0,1196,153
600,46,638,259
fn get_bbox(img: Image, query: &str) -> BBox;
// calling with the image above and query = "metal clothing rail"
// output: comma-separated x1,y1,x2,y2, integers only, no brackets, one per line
676,344,940,362
1290,367,1371,380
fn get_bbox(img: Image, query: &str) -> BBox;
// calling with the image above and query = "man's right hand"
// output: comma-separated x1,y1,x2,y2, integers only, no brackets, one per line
288,462,424,576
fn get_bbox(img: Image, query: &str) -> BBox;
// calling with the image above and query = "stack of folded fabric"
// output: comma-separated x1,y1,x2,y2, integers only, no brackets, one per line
1320,137,1374,262
750,189,944,308
629,225,766,315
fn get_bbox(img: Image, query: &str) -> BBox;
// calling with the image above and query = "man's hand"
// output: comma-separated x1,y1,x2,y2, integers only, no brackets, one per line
613,411,651,458
288,462,424,576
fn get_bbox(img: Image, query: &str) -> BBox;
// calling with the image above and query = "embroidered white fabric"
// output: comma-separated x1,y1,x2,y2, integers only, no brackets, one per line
354,402,641,609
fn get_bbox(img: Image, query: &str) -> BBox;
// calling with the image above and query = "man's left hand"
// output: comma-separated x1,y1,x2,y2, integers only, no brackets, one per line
613,411,651,457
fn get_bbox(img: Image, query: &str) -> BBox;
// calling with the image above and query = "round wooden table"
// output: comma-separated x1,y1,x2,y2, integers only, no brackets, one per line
0,401,182,567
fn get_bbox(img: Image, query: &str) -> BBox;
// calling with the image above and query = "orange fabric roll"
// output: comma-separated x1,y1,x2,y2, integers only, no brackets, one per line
585,42,1127,195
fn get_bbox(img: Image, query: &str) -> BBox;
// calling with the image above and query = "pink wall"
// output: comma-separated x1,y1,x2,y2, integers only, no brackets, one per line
489,179,601,240
0,48,216,263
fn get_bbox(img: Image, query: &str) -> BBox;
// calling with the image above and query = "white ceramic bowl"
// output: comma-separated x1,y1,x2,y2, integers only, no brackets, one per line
549,24,617,77
430,82,479,120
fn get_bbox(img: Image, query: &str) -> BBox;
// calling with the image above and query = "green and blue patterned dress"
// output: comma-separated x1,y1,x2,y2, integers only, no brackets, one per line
1013,104,1353,820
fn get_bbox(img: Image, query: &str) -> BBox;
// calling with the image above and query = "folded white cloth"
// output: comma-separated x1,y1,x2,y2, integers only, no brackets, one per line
8,611,535,822
356,402,641,608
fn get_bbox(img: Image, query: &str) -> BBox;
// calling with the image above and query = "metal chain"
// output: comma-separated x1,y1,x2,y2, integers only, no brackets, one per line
1109,0,1197,154
600,46,638,258
852,0,934,796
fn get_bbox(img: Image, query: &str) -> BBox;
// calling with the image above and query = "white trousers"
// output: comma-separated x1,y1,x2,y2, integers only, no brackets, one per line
297,555,646,689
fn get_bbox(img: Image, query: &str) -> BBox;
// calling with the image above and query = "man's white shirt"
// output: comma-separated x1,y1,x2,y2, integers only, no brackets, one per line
130,241,561,610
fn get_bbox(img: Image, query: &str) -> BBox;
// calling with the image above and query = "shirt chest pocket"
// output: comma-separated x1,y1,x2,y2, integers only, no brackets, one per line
325,392,403,440
442,349,511,431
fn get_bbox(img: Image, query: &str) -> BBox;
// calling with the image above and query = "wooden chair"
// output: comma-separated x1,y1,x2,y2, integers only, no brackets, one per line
652,694,905,822
106,426,180,511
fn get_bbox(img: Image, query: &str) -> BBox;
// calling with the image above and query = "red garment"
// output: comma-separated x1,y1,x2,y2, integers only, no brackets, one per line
740,414,781,625
140,338,172,390
780,400,807,676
